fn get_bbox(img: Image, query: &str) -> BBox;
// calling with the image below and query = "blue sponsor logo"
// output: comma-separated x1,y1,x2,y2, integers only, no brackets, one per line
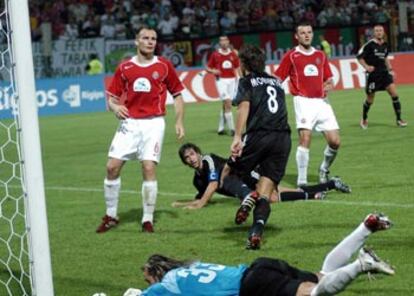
0,74,107,119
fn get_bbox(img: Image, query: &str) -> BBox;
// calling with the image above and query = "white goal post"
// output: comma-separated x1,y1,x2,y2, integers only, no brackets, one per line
1,0,54,295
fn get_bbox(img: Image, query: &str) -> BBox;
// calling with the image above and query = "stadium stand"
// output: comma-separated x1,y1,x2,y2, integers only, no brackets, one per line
29,0,403,40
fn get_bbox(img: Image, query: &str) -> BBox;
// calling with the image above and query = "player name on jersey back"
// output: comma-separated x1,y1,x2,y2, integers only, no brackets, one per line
249,76,281,88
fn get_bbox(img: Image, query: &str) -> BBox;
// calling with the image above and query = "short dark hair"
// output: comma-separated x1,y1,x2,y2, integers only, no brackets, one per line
143,254,192,282
178,143,202,164
238,44,266,73
295,21,313,33
135,25,156,38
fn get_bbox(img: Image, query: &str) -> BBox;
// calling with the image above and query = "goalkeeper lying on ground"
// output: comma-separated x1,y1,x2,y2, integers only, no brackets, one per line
123,213,394,296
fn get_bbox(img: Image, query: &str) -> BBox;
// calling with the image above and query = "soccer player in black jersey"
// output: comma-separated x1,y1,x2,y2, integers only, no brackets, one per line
357,24,407,129
225,44,292,249
174,143,350,210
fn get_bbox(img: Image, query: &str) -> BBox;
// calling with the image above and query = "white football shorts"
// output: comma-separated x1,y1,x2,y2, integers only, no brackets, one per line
216,77,238,100
293,95,340,132
108,117,165,163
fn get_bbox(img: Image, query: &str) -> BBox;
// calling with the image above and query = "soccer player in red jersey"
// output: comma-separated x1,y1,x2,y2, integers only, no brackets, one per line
206,35,240,136
96,26,185,233
275,22,340,187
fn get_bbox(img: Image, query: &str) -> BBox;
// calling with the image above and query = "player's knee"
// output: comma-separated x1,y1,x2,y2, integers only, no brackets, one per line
142,161,156,179
299,136,311,148
224,100,232,111
106,162,121,179
329,139,340,150
366,95,375,104
298,130,312,147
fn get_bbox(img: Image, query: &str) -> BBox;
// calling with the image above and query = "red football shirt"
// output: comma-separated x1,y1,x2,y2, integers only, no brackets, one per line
207,49,240,78
274,47,332,98
107,56,184,118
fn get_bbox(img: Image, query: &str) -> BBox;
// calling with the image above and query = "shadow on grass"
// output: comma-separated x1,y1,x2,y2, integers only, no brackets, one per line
119,208,179,224
283,173,319,187
348,121,396,129
217,224,283,245
349,286,410,295
53,274,126,295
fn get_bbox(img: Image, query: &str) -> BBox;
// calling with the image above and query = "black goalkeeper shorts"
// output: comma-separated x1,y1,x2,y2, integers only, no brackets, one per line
240,257,318,296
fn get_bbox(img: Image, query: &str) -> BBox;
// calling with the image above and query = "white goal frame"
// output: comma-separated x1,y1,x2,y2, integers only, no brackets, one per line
9,0,54,295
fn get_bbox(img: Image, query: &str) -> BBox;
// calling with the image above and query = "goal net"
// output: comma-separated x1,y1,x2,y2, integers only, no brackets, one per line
1,0,53,295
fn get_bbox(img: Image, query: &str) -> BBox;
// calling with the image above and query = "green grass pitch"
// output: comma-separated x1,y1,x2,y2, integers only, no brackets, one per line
15,86,414,295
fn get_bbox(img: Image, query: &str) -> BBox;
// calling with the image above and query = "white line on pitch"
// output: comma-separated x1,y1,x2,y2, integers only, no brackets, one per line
44,185,194,197
42,185,414,209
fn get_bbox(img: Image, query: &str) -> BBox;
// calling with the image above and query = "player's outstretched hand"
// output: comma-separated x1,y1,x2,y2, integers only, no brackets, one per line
171,201,191,208
175,123,185,140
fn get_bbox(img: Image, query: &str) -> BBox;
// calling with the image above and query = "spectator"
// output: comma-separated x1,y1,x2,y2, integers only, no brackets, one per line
100,17,116,39
303,6,316,26
158,13,176,36
249,1,264,28
319,35,332,58
146,11,159,29
82,14,100,38
219,12,235,33
373,5,390,23
280,10,294,29
130,8,147,32
203,5,219,35
68,1,88,23
114,22,128,40
226,4,238,28
85,53,104,75
61,16,79,39
317,9,328,27
169,10,180,32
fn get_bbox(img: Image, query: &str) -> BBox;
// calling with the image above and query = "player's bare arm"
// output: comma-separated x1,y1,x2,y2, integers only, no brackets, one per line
385,58,395,76
108,95,129,119
357,57,374,73
184,181,219,210
231,100,249,158
174,94,185,140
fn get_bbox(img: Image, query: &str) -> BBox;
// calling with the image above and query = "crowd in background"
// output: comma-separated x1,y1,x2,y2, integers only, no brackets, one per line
29,0,404,41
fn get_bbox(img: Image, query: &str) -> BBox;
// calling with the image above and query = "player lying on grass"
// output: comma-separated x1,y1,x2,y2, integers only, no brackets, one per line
123,213,394,296
173,143,350,210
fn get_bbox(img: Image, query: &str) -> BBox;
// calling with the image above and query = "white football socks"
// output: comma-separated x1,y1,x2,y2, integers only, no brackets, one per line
321,223,371,273
142,180,158,224
311,260,361,296
296,146,309,185
320,146,338,173
218,110,225,132
224,112,235,131
104,177,121,218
